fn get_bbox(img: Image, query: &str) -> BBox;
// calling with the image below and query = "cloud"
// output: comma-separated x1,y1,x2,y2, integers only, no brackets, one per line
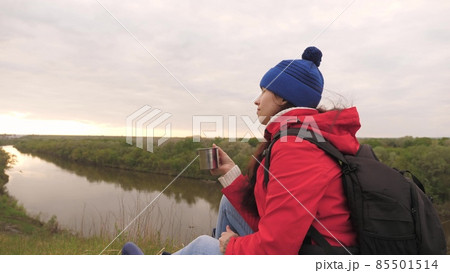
0,0,449,137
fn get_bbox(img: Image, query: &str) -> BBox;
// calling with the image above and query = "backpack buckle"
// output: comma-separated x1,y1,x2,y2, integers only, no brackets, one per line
342,164,357,174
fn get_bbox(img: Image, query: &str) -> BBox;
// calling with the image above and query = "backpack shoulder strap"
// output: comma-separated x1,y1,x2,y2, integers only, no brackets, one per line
263,128,349,185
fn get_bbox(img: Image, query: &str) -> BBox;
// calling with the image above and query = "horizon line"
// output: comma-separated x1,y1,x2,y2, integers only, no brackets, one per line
1,133,448,140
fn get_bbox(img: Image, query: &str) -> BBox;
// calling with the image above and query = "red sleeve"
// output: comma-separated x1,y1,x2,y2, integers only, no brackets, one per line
222,175,260,232
225,137,338,254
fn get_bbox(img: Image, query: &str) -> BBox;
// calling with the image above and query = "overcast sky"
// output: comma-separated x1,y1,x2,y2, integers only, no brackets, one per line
1,0,449,138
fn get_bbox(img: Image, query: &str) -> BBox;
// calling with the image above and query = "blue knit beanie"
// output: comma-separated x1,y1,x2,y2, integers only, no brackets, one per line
260,46,324,108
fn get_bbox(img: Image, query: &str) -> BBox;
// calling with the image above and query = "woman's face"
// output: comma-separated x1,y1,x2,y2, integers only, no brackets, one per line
254,88,286,125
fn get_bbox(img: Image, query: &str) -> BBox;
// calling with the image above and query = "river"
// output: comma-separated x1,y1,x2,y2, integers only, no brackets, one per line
2,145,449,253
2,145,222,244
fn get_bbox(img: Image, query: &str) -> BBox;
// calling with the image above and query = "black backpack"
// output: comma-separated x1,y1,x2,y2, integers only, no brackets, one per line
263,128,447,255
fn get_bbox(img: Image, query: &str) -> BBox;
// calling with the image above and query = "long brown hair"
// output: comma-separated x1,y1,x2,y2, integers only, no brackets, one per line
241,105,344,216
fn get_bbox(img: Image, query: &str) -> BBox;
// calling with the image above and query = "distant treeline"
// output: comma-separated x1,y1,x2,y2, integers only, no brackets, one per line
7,136,256,181
2,135,449,204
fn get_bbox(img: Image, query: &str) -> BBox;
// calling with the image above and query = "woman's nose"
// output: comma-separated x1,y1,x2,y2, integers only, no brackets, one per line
254,96,260,106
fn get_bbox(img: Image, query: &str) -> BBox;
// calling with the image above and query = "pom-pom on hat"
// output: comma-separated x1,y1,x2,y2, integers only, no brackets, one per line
260,46,324,108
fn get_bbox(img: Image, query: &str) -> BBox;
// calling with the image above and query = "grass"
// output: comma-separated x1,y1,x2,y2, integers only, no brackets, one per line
0,231,180,255
0,194,183,255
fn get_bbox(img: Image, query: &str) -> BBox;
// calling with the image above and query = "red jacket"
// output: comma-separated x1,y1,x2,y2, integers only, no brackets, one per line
222,107,360,254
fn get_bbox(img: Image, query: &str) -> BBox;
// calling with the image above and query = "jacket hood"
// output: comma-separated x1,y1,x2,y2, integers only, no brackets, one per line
264,107,361,155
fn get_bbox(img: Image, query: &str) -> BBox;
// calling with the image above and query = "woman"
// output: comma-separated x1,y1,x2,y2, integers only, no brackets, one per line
122,46,360,255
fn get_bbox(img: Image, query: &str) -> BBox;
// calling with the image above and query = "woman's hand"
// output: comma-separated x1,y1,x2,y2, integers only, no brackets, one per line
210,144,236,176
219,225,238,254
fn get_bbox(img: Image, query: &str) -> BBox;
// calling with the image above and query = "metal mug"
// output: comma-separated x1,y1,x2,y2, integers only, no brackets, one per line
197,147,220,170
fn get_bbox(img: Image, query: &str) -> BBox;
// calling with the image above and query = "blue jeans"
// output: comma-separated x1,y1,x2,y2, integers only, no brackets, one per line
173,195,253,255
122,195,253,255
122,242,144,255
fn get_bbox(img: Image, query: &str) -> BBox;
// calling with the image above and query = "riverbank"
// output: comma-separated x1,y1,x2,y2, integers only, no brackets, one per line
0,148,181,254
9,135,256,180
0,195,182,254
